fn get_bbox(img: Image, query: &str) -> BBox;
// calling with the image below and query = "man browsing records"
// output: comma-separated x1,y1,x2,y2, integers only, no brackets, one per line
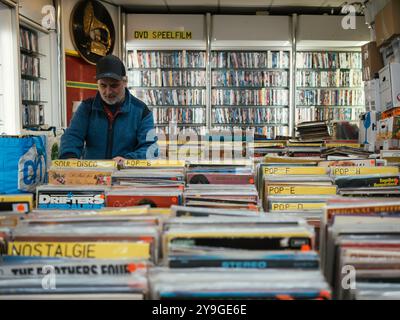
59,54,158,163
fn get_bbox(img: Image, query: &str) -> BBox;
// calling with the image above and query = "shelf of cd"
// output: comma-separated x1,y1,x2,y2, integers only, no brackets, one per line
149,105,206,108
155,123,206,127
21,74,46,81
296,68,362,71
296,87,360,90
297,105,364,109
129,86,206,89
128,67,204,71
295,50,365,124
127,49,206,129
212,86,289,90
210,50,290,138
19,23,52,129
20,47,46,57
213,105,290,108
22,100,48,105
212,68,290,71
212,123,289,127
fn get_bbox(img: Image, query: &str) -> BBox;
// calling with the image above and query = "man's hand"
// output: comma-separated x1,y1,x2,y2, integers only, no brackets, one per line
113,156,126,166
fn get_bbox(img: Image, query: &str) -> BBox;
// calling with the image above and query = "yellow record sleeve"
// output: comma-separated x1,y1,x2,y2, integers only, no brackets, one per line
263,167,327,175
270,202,325,211
266,185,337,195
330,166,399,176
123,160,186,168
51,160,117,169
8,241,151,259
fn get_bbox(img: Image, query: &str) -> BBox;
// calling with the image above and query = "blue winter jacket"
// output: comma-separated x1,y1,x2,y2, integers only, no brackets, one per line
59,89,158,160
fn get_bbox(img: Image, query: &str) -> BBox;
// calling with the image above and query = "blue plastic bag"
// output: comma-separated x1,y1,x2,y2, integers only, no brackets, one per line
0,135,47,194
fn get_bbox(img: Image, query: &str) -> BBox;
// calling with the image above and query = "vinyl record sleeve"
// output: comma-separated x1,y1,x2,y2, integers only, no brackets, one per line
36,186,107,210
51,160,117,169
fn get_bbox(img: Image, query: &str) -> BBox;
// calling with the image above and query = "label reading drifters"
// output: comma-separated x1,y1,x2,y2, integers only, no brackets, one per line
134,30,192,40
37,190,106,209
8,242,150,259
51,160,116,169
331,166,399,176
267,185,337,195
263,167,327,175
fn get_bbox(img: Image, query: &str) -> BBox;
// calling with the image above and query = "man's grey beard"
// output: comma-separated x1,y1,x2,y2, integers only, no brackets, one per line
102,95,125,106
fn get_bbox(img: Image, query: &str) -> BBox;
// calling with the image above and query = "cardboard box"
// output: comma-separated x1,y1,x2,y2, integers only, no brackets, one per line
383,139,400,150
359,111,378,152
377,116,400,141
362,42,384,81
375,0,400,47
379,63,400,110
380,37,400,66
381,106,400,120
364,79,382,112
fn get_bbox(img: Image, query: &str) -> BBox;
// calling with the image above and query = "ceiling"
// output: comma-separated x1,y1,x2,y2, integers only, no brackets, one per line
106,0,368,14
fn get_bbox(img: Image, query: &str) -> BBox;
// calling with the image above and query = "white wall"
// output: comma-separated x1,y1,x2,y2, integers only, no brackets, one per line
212,15,291,49
0,2,20,134
364,0,390,25
126,14,206,50
62,0,120,57
297,15,370,49
19,0,53,26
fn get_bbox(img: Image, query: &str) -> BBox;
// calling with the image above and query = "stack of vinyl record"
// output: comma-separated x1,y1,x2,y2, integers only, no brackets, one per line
162,214,316,266
286,141,323,157
262,170,337,250
112,170,185,188
148,268,331,300
149,211,330,300
257,159,392,211
38,160,117,211
49,160,117,186
184,184,260,210
263,174,337,210
320,199,400,300
106,188,184,208
331,166,400,197
170,205,261,218
0,257,149,300
36,185,108,210
108,160,186,208
381,150,400,166
30,160,188,211
113,160,186,188
6,217,160,262
296,121,330,141
258,161,394,249
321,146,373,159
183,160,259,209
0,194,34,229
0,207,168,299
186,161,254,185
250,140,287,159
48,168,115,186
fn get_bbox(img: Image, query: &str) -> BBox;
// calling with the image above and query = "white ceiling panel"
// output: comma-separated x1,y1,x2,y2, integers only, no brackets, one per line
108,0,166,6
218,0,272,7
110,0,357,7
107,0,367,13
166,0,219,6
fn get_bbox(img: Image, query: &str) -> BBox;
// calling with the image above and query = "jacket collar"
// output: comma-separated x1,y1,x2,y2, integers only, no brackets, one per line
92,88,131,113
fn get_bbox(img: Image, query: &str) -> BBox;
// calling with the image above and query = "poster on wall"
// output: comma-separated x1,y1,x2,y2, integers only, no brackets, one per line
65,54,97,124
70,0,115,65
